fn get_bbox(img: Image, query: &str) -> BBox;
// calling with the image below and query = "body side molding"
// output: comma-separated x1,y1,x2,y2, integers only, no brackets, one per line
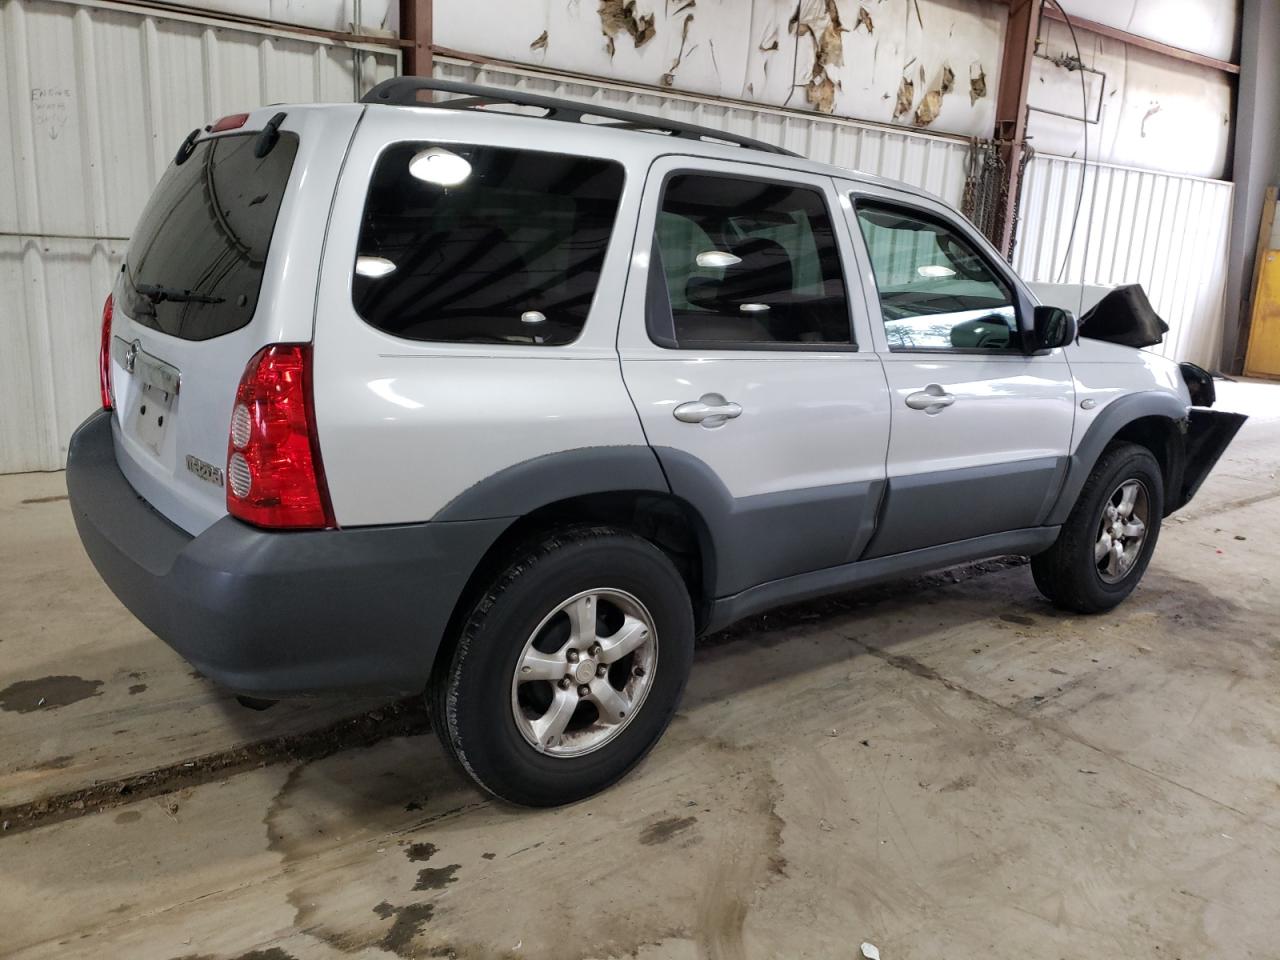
653,447,885,598
863,456,1067,559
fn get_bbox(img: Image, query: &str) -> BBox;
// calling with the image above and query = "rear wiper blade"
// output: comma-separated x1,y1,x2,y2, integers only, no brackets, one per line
134,282,224,305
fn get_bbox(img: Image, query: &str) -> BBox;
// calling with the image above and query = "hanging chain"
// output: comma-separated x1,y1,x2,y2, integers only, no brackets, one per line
961,137,1005,250
961,137,1035,263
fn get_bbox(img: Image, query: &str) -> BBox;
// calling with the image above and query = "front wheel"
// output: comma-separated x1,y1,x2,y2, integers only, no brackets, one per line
429,526,695,806
1032,442,1164,613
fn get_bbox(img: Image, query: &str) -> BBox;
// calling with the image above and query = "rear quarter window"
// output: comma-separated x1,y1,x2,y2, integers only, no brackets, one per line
352,143,625,346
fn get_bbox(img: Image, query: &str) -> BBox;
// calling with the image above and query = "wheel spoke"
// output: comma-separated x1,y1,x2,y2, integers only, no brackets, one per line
1107,541,1124,577
588,679,631,725
1117,482,1139,518
1121,519,1146,539
530,686,578,748
564,594,598,648
519,647,566,683
596,616,649,664
1095,532,1113,562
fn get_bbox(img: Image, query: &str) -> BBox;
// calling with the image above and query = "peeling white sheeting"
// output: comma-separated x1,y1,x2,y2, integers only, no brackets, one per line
1050,0,1238,64
435,0,1006,139
1027,19,1232,180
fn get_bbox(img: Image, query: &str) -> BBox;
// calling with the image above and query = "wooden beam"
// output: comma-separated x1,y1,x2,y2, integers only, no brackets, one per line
400,0,433,77
1040,4,1240,75
1239,185,1278,375
992,0,1042,257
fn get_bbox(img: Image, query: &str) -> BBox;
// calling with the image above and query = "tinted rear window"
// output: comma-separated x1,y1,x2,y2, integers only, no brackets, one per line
121,132,298,340
352,143,625,346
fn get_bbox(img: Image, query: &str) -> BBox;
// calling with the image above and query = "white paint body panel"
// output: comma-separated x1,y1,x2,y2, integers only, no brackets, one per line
1064,337,1191,455
82,88,1190,540
617,157,890,502
838,180,1077,478
312,106,652,527
108,106,363,535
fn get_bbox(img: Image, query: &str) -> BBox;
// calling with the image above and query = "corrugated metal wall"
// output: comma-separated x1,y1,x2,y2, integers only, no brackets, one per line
0,0,398,473
432,57,974,208
1013,155,1234,368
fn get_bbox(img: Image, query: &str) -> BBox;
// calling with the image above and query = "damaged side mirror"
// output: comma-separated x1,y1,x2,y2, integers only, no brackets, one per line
1027,305,1077,354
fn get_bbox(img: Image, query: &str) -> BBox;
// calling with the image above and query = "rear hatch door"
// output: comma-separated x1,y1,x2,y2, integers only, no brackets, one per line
106,106,360,535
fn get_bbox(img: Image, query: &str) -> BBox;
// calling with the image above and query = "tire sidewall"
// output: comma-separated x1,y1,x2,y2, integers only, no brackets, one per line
444,530,694,806
1074,446,1164,605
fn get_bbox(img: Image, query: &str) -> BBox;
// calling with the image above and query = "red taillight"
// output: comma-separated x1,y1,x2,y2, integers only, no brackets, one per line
210,112,250,132
99,294,114,410
225,345,335,530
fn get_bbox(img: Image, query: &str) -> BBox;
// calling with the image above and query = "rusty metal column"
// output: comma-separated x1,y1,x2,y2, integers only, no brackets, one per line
400,0,433,77
993,0,1042,257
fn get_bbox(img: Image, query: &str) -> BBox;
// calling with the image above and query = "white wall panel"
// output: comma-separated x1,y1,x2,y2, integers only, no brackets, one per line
433,57,972,207
1013,154,1233,368
1026,19,1234,180
1052,0,1238,63
0,0,397,472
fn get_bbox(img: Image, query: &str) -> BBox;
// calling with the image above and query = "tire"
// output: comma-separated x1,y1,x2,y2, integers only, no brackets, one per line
428,525,695,806
1032,442,1164,614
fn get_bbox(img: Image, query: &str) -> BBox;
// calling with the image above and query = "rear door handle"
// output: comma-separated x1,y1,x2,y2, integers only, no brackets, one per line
905,384,955,413
673,393,742,428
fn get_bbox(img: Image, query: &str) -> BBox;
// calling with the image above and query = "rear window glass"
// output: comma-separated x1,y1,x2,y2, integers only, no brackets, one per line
121,132,298,341
352,143,625,346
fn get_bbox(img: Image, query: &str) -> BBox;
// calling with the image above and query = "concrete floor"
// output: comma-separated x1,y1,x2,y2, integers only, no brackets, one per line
1,381,1278,960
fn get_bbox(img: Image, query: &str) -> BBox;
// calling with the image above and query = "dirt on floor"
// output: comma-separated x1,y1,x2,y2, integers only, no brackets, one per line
1,381,1278,960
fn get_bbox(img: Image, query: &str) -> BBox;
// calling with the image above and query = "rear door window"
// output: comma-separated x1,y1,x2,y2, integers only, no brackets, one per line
650,173,851,348
121,132,299,341
353,143,625,346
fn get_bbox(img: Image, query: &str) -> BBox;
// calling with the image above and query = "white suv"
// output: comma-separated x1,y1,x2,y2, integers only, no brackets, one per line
67,78,1245,806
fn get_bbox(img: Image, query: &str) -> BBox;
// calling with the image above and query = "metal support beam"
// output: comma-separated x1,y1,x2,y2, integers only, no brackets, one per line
992,0,1042,257
1040,4,1239,75
400,0,433,77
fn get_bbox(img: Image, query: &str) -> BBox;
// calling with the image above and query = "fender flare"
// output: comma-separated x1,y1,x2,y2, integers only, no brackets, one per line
1043,391,1189,526
431,445,671,522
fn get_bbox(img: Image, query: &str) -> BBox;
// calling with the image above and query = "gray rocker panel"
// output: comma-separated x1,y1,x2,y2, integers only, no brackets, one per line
862,456,1068,560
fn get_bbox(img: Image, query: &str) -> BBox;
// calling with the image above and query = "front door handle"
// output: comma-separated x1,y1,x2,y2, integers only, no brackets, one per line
905,384,955,413
673,393,742,428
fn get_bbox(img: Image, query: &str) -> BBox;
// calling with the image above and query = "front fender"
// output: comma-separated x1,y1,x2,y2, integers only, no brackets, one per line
1044,391,1189,526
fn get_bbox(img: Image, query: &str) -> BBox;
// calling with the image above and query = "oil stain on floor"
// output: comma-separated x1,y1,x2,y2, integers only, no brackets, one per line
0,676,103,712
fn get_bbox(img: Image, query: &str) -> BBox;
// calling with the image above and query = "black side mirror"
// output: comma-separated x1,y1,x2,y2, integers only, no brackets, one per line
1028,305,1078,353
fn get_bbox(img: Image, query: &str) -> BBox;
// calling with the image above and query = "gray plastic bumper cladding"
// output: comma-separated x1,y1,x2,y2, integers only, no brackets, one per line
66,410,510,697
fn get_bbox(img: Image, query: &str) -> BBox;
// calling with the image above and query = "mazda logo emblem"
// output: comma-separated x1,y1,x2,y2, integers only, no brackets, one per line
125,339,140,373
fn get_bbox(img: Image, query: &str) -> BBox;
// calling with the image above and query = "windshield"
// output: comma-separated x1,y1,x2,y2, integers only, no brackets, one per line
120,131,299,340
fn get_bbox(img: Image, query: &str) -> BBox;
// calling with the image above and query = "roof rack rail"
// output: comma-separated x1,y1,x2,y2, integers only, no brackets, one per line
360,77,801,158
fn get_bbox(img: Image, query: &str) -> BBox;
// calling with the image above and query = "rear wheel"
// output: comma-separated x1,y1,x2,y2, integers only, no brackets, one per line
1032,442,1164,613
429,526,694,806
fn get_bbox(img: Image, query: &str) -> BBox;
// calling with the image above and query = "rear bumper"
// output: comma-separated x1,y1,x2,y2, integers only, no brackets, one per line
66,410,509,697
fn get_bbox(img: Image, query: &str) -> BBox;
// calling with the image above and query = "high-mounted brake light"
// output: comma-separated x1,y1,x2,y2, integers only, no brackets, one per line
225,345,335,530
210,113,250,133
99,294,114,410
